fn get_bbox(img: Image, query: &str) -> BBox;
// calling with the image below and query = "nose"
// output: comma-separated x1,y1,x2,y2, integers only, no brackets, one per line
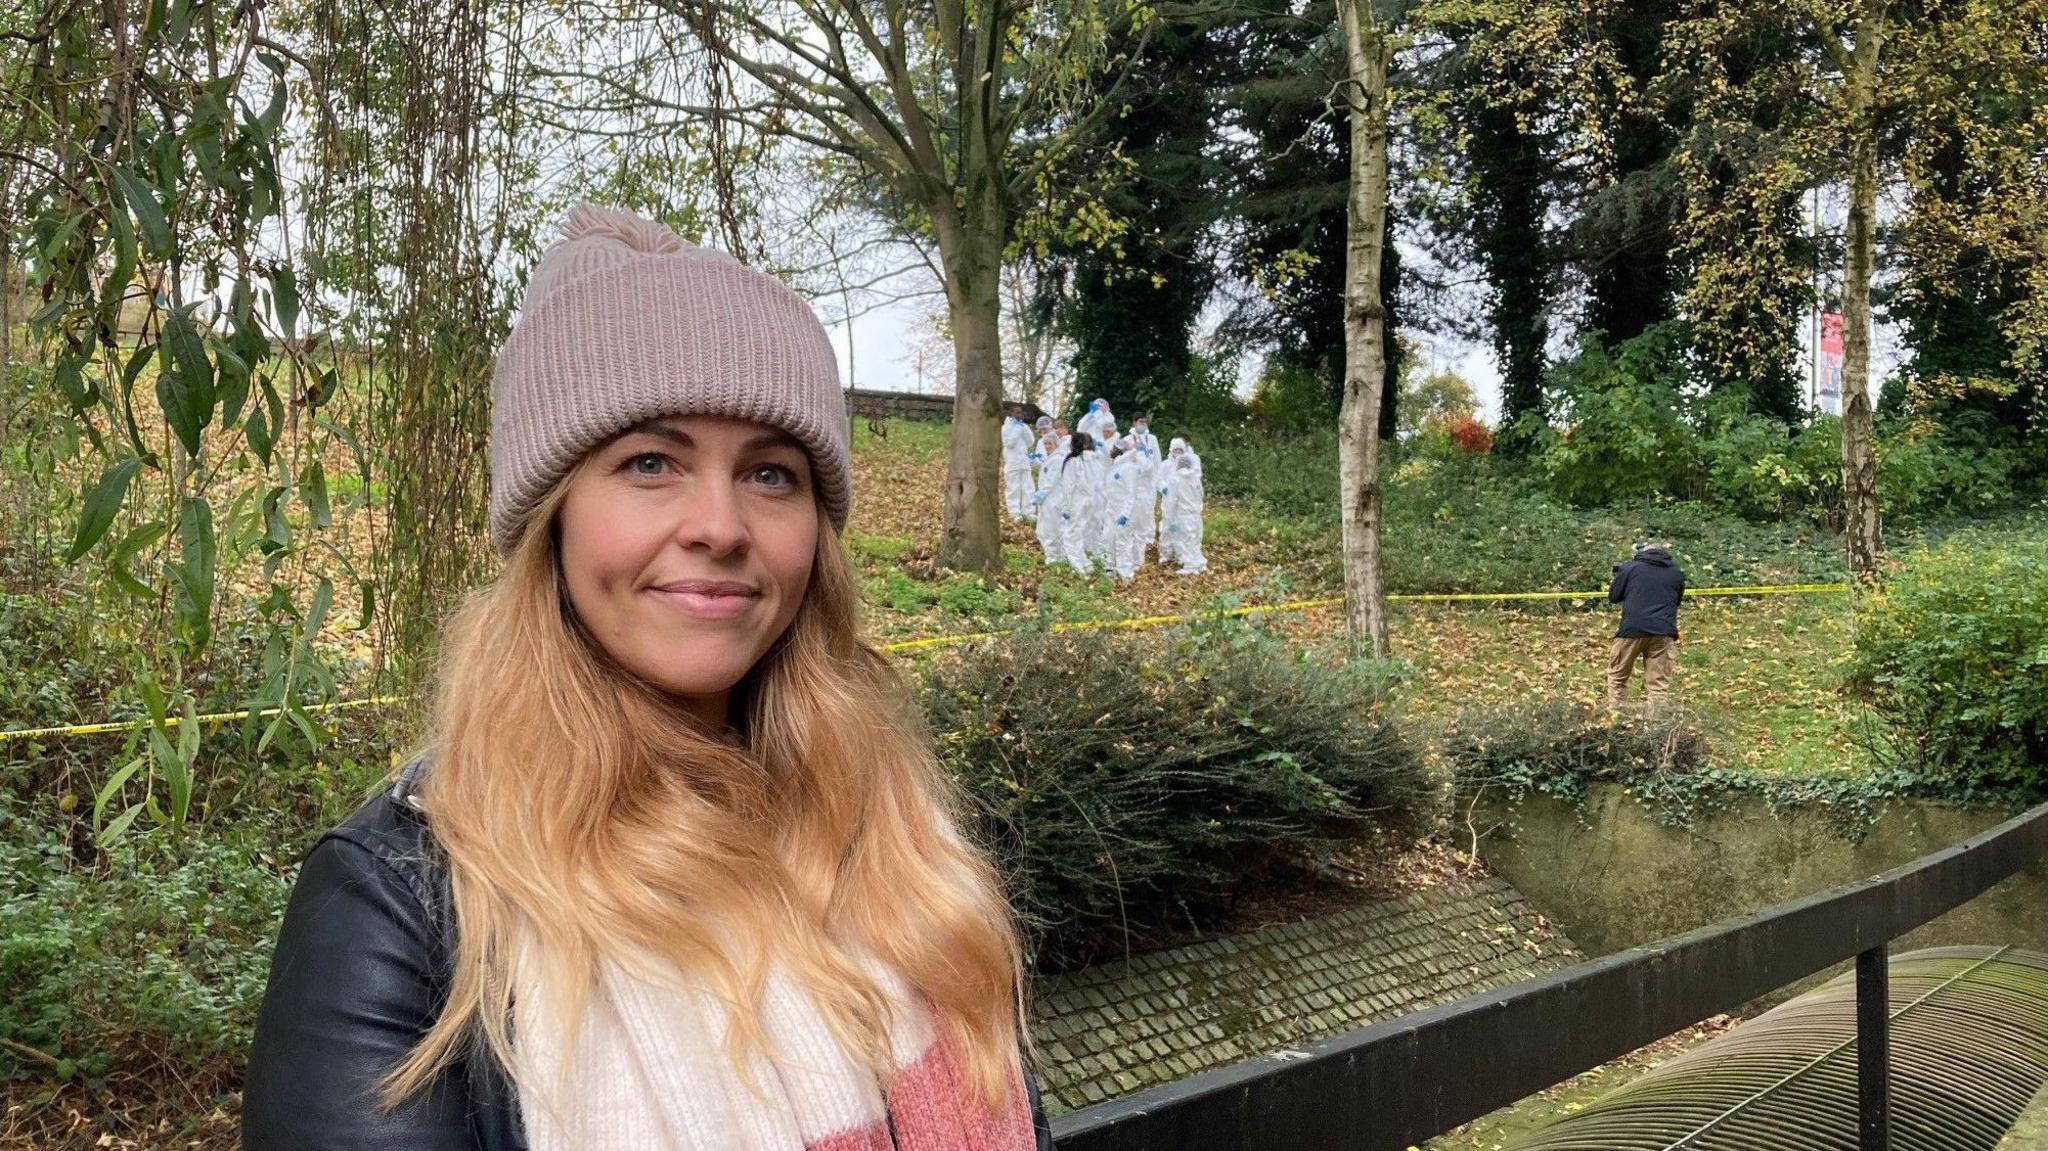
669,475,749,558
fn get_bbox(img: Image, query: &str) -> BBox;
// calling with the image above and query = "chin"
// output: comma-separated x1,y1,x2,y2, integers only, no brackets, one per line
637,652,753,698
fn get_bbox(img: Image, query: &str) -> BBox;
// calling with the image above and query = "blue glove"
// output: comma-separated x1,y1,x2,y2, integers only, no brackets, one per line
1032,490,1046,504
1159,486,1170,496
1028,452,1042,462
1116,515,1128,527
1061,511,1071,521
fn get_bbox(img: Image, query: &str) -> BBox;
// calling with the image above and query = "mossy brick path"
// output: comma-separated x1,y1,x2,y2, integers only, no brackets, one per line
1025,877,1578,1115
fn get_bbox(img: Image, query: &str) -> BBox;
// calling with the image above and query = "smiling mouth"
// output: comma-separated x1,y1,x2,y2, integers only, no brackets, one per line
648,582,760,620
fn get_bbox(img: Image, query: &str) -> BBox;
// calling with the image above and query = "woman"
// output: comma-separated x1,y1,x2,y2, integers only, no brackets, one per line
1046,432,1096,575
243,206,1052,1151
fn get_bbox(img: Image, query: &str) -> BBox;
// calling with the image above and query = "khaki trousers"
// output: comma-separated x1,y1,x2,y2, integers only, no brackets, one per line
1608,635,1677,711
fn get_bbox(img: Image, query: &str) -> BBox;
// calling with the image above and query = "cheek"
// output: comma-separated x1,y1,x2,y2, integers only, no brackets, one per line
758,509,818,607
556,493,648,609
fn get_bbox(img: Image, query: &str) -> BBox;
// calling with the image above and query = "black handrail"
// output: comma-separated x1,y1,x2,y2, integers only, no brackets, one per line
1048,801,2048,1151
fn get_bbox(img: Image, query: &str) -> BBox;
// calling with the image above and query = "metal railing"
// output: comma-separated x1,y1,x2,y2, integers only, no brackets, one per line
1049,801,2048,1151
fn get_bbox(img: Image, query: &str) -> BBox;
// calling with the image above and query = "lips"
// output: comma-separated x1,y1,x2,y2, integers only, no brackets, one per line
647,579,761,620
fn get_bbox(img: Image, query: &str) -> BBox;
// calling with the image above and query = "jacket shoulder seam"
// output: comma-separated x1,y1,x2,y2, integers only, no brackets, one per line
320,820,442,919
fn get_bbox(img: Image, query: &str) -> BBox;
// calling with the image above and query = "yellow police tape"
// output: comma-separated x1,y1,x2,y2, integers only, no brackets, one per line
877,582,1849,654
0,695,407,744
0,581,1847,742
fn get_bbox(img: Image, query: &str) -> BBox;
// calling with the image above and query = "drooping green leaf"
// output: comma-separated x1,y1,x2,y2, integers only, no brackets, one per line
106,518,170,598
260,484,290,555
172,495,217,653
272,265,300,341
158,307,215,455
110,166,172,259
93,756,144,833
95,799,145,848
68,456,142,561
261,73,288,137
302,460,332,528
245,392,274,465
43,212,84,266
103,195,138,311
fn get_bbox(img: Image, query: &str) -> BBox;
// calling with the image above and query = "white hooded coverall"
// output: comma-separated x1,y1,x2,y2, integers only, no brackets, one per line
1157,438,1208,575
1001,417,1036,521
1056,450,1099,574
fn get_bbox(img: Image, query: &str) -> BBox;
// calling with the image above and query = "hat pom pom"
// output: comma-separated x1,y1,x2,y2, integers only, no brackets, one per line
563,203,686,255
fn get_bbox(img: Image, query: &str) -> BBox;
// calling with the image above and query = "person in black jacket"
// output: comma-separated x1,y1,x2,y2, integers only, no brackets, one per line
1606,542,1687,713
243,205,1054,1151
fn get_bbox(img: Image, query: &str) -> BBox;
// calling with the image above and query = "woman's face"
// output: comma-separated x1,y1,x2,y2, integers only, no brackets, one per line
557,414,819,726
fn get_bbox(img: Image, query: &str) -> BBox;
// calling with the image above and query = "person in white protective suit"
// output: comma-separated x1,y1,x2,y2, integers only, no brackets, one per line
1157,437,1207,575
1000,413,1036,521
1054,432,1099,574
1032,420,1069,562
1030,415,1055,492
1084,429,1115,563
1076,397,1116,446
1122,414,1162,567
1099,445,1144,581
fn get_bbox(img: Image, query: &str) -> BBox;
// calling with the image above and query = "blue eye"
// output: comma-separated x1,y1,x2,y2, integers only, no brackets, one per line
626,452,669,476
751,464,797,487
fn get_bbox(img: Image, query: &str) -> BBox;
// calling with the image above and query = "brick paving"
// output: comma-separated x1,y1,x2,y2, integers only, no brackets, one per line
1026,876,1577,1114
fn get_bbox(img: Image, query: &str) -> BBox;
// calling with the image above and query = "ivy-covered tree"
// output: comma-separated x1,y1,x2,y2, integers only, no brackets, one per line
1217,0,1403,438
1459,69,1553,434
1890,0,2048,439
1028,16,1227,423
1576,0,1686,348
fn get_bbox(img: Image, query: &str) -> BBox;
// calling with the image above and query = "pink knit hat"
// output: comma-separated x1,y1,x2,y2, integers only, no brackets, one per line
488,204,850,553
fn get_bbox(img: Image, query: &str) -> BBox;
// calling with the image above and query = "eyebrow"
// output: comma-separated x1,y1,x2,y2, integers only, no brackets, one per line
620,421,805,455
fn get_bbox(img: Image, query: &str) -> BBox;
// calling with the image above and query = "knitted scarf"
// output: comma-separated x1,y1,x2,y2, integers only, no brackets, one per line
511,944,1036,1151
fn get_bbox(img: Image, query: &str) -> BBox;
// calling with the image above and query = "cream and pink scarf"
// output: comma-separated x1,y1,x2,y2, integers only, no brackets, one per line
511,948,1036,1151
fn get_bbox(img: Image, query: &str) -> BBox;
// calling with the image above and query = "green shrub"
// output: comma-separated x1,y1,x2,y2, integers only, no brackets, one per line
0,802,291,1076
1846,535,2048,792
1699,410,1839,523
1537,323,1705,507
1441,698,1710,808
0,693,391,1080
1246,360,1337,433
1877,412,2027,523
870,568,940,614
921,620,1433,969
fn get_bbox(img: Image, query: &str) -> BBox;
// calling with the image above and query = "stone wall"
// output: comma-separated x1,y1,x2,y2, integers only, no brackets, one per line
1475,784,2048,958
845,388,956,422
1025,877,1577,1115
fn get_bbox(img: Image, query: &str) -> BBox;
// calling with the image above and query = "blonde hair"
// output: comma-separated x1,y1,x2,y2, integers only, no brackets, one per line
381,470,1028,1114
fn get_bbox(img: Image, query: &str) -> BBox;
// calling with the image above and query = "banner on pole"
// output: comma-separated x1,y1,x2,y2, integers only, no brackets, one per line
1819,312,1845,415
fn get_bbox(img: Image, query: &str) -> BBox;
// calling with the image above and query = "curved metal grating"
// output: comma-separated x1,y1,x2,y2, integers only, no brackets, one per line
1508,946,2048,1150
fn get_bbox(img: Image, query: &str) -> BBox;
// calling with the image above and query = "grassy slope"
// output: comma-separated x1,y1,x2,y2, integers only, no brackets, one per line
849,418,1865,775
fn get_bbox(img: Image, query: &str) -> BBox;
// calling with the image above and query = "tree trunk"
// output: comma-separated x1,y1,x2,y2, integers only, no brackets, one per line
1338,0,1392,658
933,195,1006,573
0,212,12,419
1839,13,1884,579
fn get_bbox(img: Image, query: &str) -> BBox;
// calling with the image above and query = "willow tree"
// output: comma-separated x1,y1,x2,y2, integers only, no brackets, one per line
3,0,355,836
567,0,1148,571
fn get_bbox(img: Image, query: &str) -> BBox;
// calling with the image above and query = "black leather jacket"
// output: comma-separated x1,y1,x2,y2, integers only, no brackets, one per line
243,758,1056,1150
